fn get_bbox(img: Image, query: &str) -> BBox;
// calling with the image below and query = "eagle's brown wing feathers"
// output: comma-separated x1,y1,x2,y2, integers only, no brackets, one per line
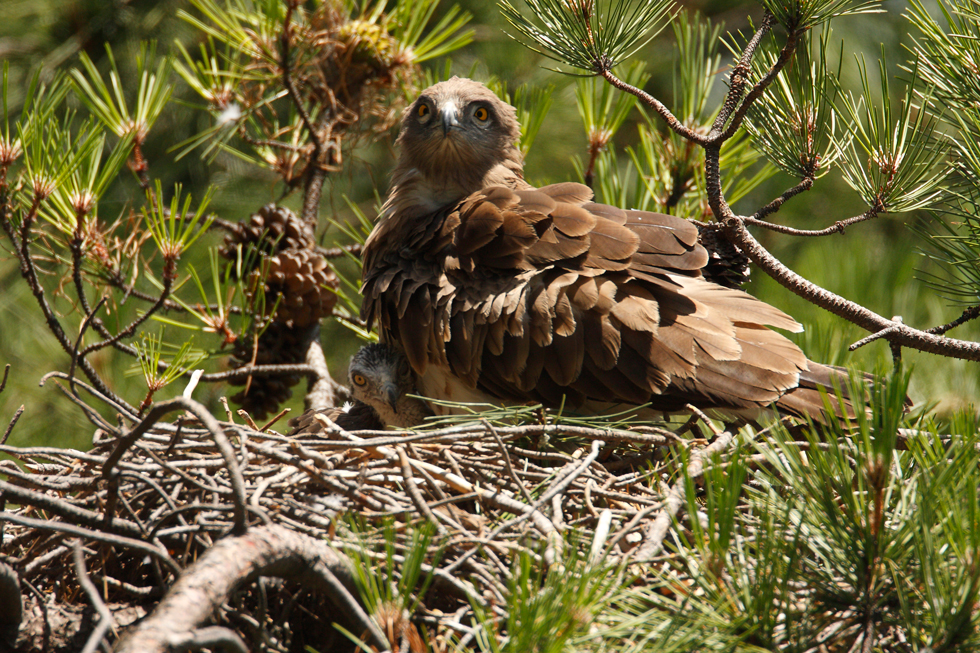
362,181,851,417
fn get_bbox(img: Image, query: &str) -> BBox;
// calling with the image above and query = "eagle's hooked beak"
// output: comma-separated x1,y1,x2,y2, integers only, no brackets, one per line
440,102,460,136
382,382,399,412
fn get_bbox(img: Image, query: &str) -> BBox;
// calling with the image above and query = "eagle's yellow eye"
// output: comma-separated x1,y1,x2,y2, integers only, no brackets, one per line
417,104,429,118
352,374,367,386
474,107,489,121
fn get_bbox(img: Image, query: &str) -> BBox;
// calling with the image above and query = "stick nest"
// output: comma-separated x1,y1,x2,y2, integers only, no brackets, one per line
0,383,706,652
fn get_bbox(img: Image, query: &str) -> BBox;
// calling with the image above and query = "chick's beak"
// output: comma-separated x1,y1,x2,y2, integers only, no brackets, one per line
382,383,399,413
441,103,460,136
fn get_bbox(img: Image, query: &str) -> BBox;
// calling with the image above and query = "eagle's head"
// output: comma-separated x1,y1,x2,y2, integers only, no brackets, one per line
395,77,524,204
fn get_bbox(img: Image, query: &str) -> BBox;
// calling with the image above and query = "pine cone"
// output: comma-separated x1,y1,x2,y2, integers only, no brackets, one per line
230,376,296,421
696,224,751,288
261,248,339,328
228,322,308,420
220,205,315,272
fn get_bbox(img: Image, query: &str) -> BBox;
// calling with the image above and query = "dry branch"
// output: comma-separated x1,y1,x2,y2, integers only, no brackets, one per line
114,524,385,653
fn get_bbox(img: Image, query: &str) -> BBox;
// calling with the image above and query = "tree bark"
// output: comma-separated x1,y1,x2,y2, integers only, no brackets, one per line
114,524,385,653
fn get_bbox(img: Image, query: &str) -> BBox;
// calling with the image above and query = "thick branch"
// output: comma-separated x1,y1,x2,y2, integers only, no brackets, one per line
0,559,21,647
302,324,338,410
113,524,387,653
725,219,980,360
301,166,328,226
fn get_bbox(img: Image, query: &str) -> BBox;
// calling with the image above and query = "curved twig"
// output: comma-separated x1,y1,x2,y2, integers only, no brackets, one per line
743,206,882,238
600,69,707,145
926,305,980,336
714,16,797,143
752,177,814,221
68,297,107,398
41,371,140,422
711,11,776,136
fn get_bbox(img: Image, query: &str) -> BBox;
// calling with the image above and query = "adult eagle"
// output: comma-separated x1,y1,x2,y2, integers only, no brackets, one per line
361,77,851,420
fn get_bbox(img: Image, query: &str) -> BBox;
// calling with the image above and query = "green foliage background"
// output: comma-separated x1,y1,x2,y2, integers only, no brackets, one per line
0,0,976,450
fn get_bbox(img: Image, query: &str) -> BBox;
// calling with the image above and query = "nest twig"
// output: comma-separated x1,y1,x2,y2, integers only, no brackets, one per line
0,389,728,651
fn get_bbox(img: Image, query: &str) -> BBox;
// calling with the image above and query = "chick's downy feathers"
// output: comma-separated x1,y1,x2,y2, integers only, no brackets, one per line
288,344,430,435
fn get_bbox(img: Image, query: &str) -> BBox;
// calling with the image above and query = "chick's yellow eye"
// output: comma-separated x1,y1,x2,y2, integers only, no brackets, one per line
474,107,489,121
417,104,429,118
352,374,367,386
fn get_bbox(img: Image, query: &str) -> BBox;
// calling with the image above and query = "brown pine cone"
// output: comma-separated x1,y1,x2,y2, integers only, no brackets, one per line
696,223,751,288
220,205,315,272
228,322,307,420
230,376,296,421
261,248,339,328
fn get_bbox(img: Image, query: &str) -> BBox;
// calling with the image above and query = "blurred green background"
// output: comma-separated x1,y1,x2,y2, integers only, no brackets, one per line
0,0,976,450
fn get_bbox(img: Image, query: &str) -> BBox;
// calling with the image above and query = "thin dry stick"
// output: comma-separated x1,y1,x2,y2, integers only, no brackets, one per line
1,406,23,446
683,404,723,437
631,431,735,561
483,420,534,504
0,481,143,539
73,541,117,653
442,440,605,577
396,446,446,535
1,512,179,575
